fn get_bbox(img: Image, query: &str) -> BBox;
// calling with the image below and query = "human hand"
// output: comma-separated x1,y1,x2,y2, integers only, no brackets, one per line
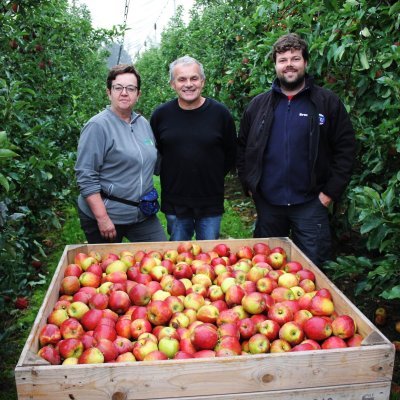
319,192,332,208
97,215,117,241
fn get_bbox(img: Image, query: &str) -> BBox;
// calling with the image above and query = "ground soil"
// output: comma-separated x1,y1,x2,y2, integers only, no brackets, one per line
224,174,400,390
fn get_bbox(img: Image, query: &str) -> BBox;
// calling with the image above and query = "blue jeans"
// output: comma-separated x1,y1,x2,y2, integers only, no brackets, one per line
253,194,332,266
166,214,222,241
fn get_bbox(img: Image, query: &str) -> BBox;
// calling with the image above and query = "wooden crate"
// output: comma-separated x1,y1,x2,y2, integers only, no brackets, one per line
15,238,395,400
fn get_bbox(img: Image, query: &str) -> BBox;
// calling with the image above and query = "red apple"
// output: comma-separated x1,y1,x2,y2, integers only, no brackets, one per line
60,276,81,295
78,346,104,364
279,321,304,345
130,318,152,339
283,261,303,273
216,308,240,326
190,323,218,350
271,287,295,302
173,263,193,280
213,243,231,257
248,333,270,354
58,338,84,359
79,271,101,288
241,292,267,314
309,295,335,316
217,322,240,339
299,279,316,293
81,309,103,331
93,323,117,342
39,324,61,346
290,342,315,352
293,309,313,328
301,338,321,350
108,290,131,314
193,349,216,358
129,283,151,306
331,314,356,339
47,308,69,327
256,277,277,294
236,246,253,260
267,303,293,326
253,242,271,255
214,335,242,355
173,351,193,359
303,316,332,341
146,300,172,326
113,336,133,354
296,268,316,282
346,333,364,347
269,338,291,353
37,345,61,365
115,317,132,339
60,318,85,339
321,336,347,349
64,263,83,278
266,252,285,269
96,338,118,362
258,319,280,341
115,352,136,362
237,317,257,339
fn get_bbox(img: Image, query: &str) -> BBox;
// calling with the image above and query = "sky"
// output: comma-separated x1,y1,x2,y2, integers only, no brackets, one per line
73,0,195,58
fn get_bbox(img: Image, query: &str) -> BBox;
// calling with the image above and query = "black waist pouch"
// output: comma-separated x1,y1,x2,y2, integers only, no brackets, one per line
101,188,160,217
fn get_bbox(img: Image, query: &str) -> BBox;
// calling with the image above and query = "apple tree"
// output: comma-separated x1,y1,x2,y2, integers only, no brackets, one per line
135,0,400,298
0,0,119,313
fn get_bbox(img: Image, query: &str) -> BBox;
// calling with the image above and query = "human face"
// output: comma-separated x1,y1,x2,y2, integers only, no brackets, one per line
275,49,307,93
107,73,140,118
170,63,205,109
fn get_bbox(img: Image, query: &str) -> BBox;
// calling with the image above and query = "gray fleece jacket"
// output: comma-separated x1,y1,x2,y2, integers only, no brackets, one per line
75,106,158,224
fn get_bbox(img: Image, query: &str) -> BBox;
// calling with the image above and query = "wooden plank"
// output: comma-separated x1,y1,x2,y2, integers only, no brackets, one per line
14,379,392,400
15,343,394,400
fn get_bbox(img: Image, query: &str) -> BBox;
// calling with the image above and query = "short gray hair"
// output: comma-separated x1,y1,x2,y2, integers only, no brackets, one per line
169,56,206,82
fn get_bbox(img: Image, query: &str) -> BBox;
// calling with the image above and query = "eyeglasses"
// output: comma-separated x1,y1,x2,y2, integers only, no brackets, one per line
112,85,138,93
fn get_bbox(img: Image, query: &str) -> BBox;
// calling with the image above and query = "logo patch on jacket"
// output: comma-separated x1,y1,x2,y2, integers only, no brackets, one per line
319,113,326,125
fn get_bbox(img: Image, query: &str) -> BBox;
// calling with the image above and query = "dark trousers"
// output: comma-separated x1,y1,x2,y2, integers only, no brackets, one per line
78,209,167,244
253,194,332,267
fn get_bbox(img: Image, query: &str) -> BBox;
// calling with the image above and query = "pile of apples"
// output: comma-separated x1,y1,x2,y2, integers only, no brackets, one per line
37,242,364,365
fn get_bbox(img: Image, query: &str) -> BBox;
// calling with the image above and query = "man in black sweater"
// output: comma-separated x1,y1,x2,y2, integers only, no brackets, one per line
237,33,356,266
150,56,237,241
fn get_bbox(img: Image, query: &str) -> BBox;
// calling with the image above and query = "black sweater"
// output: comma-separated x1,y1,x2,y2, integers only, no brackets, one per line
150,98,237,211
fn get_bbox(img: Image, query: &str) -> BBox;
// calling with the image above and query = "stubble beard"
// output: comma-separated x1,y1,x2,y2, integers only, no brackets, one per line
278,71,306,92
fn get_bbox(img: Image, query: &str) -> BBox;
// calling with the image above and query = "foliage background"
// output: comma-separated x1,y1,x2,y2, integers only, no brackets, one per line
135,0,400,299
0,0,399,398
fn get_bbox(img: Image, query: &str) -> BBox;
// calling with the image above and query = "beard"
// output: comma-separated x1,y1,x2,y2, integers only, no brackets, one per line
278,70,306,92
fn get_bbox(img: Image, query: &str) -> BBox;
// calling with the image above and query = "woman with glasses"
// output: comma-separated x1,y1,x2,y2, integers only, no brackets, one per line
75,64,166,243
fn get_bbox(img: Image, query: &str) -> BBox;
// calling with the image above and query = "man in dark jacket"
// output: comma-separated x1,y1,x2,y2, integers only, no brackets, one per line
237,33,356,266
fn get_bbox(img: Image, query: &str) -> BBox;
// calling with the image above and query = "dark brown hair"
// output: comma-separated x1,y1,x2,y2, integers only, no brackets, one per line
272,33,309,63
106,64,141,91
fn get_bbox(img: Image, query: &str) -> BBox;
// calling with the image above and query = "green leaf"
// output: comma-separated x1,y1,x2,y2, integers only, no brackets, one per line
380,285,400,300
0,149,18,160
360,216,383,234
359,50,370,69
0,173,10,191
360,27,371,37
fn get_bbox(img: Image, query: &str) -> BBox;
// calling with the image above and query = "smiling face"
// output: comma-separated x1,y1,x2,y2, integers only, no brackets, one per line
170,63,205,109
107,72,140,119
275,49,307,93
